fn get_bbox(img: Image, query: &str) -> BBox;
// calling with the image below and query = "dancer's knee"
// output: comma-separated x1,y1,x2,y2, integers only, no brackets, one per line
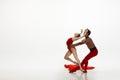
64,56,69,60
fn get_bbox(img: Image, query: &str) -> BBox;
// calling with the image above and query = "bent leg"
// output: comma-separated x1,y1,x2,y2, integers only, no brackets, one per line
64,50,71,59
81,49,98,71
64,50,76,64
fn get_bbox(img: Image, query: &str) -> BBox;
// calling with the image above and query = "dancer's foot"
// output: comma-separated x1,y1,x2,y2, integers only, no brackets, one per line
83,70,87,73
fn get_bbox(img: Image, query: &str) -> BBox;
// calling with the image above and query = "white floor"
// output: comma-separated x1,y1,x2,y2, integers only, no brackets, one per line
0,51,120,80
0,63,120,80
62,69,120,80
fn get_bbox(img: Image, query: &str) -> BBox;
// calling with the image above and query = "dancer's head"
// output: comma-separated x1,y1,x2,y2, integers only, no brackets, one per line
84,28,91,37
74,33,80,37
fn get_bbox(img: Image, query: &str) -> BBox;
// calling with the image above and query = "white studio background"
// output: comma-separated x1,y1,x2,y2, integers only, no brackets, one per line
0,0,120,80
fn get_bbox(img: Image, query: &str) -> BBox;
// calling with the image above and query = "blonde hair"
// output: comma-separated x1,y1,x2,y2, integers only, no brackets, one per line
74,33,80,37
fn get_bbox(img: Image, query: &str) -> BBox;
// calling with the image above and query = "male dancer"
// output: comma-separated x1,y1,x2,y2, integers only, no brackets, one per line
73,28,98,73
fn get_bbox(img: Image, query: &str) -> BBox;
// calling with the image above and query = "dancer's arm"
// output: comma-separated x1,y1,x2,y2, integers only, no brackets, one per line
73,39,86,47
72,29,84,41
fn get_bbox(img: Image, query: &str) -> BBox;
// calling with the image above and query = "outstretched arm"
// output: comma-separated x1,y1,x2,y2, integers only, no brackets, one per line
73,38,86,47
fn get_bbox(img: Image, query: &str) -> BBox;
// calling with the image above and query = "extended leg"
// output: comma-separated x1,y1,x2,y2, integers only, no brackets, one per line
71,48,83,72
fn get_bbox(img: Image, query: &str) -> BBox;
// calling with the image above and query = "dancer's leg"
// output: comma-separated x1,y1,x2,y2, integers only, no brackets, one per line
81,49,98,72
64,50,76,64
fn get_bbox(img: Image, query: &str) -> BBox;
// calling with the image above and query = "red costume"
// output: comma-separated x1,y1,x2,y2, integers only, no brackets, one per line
81,47,98,72
64,64,95,73
66,38,74,52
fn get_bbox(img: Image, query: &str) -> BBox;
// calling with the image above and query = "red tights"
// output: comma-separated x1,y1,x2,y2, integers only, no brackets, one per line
81,49,98,71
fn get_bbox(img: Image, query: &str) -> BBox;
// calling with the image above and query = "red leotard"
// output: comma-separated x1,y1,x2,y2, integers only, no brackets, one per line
66,38,74,52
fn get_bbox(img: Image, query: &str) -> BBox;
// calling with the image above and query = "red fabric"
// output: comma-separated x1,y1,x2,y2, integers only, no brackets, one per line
66,38,73,52
64,64,95,73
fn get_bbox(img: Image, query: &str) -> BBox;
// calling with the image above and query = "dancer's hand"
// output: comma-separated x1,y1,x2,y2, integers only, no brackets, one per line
80,29,83,34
